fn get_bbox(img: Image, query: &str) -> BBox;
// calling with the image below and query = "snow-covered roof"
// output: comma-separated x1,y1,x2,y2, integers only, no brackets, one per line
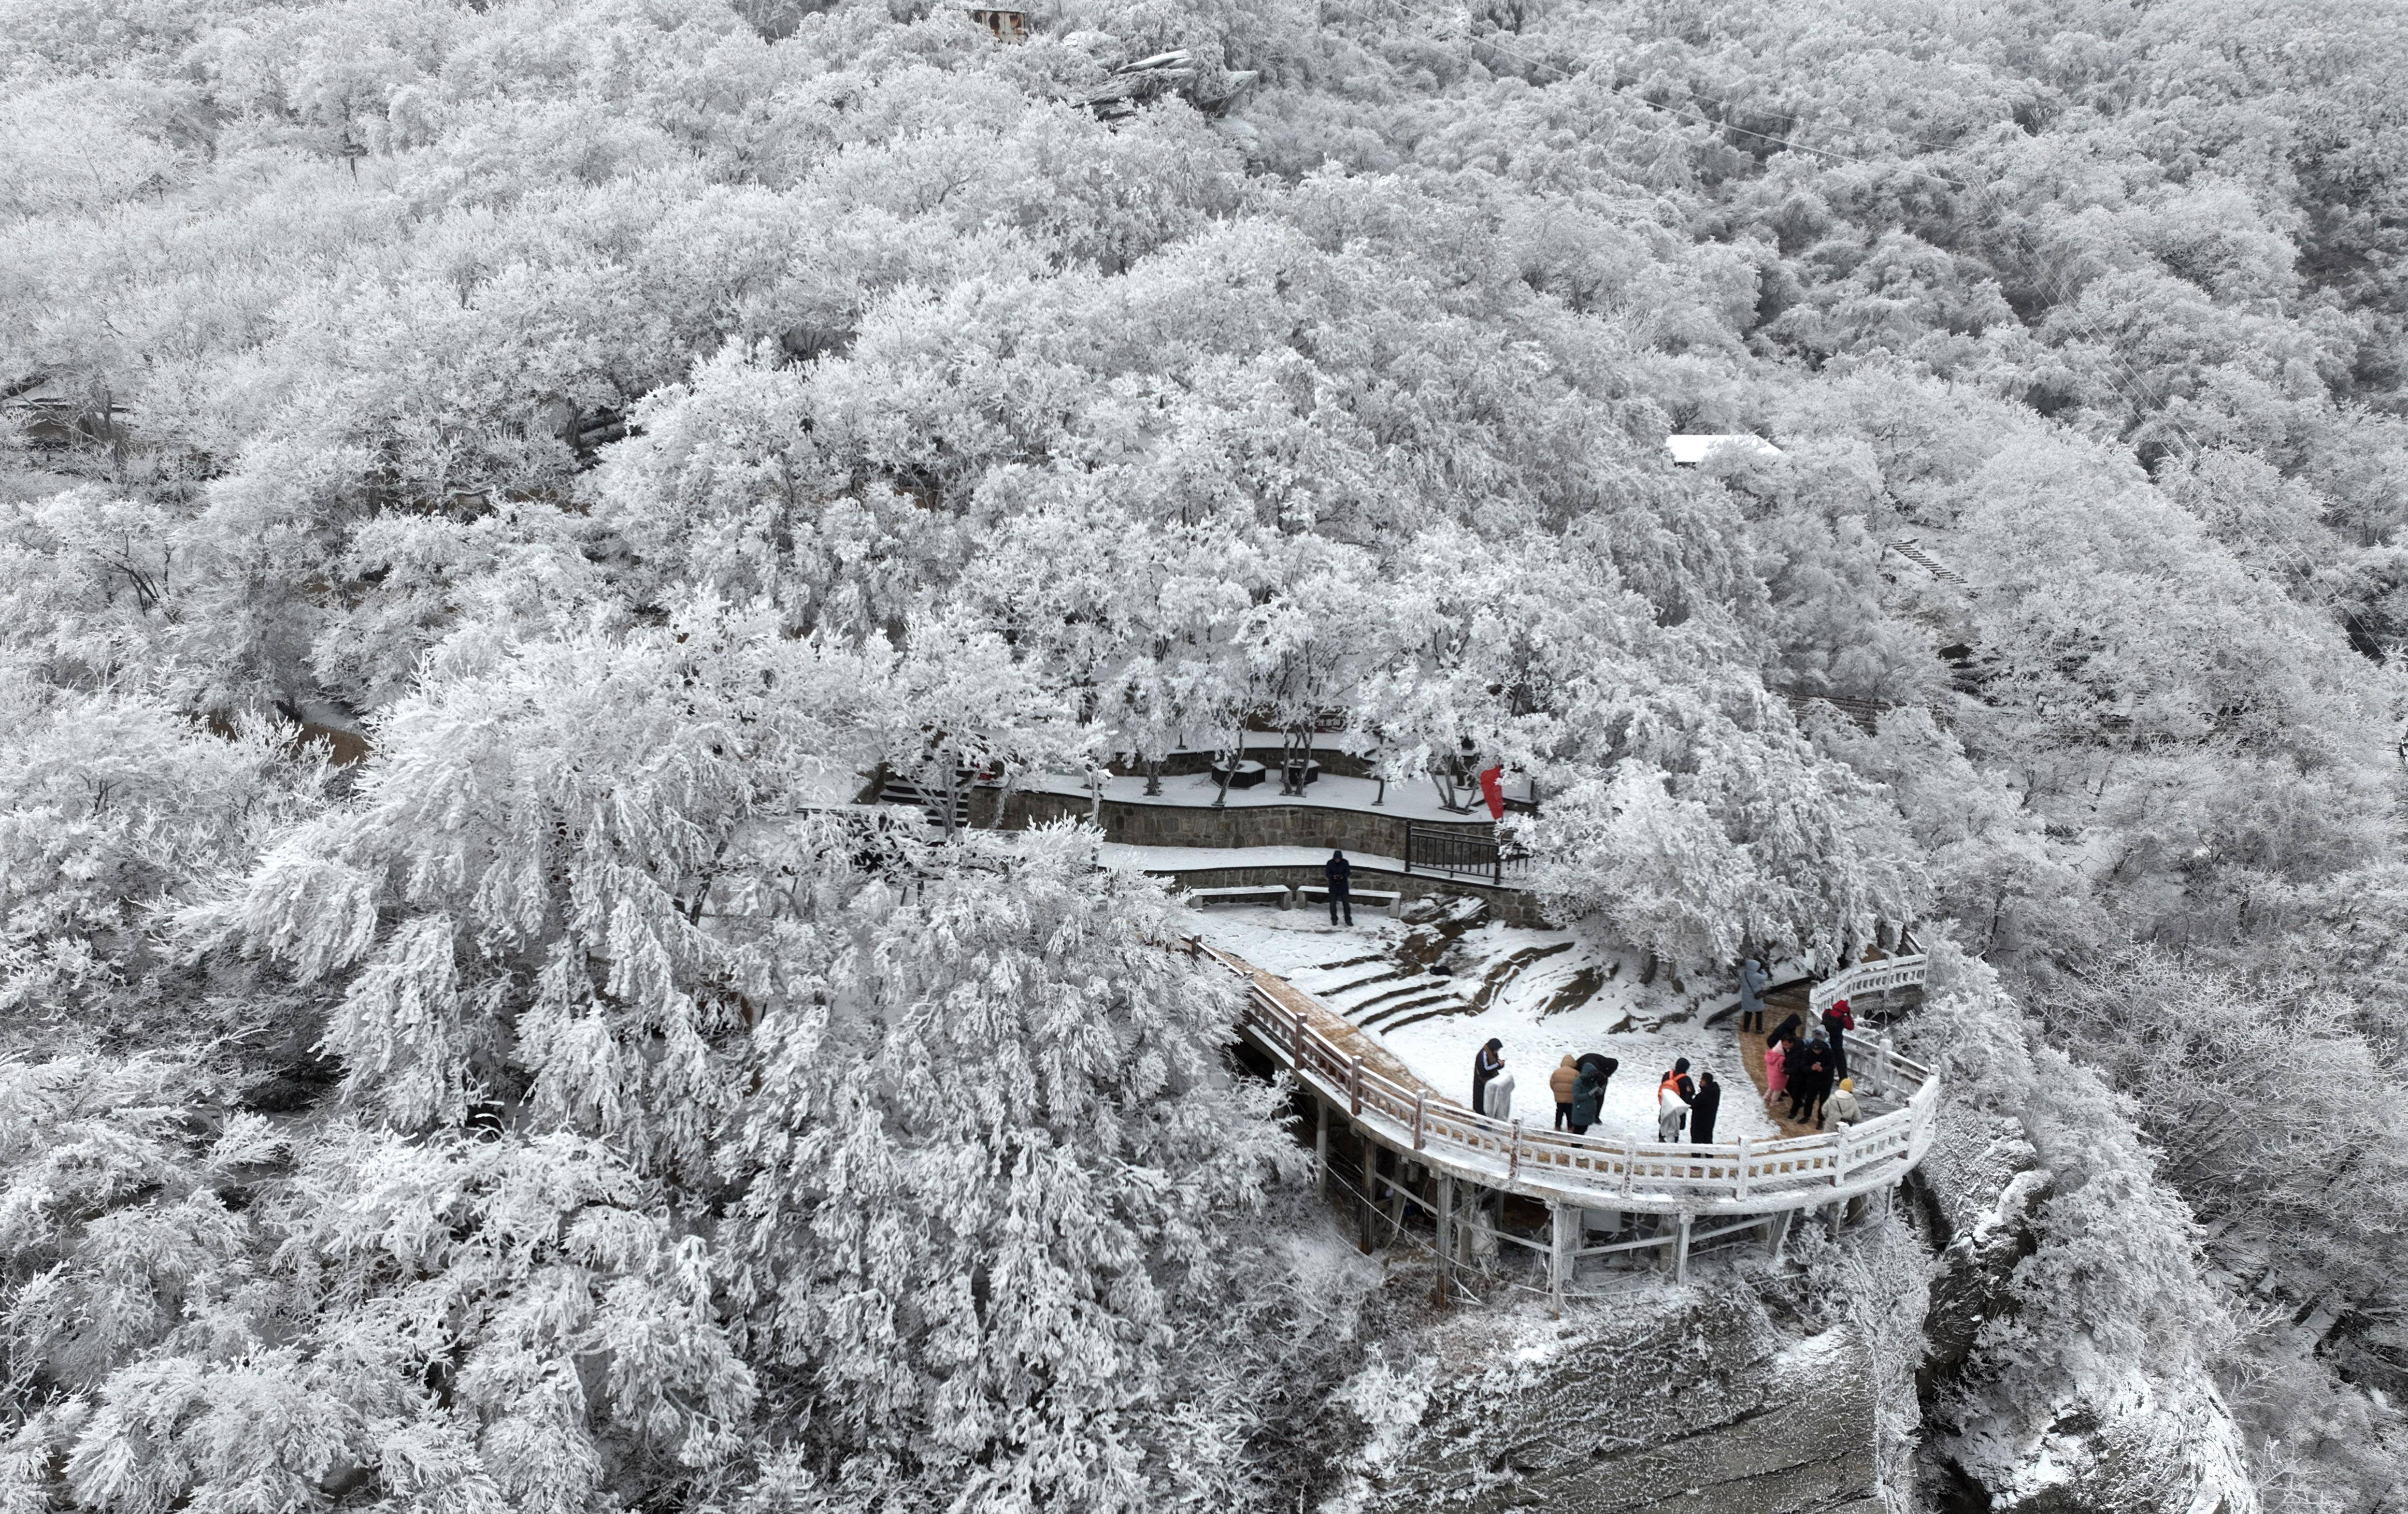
1665,433,1783,465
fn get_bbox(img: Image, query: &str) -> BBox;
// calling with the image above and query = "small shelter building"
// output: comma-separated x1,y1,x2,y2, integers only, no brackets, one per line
1666,433,1784,466
966,5,1029,40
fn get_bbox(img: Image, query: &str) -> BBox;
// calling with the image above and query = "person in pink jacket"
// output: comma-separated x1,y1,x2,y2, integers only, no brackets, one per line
1763,1035,1790,1105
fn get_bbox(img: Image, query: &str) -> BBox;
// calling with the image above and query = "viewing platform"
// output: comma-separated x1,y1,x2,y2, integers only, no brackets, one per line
1206,941,1938,1308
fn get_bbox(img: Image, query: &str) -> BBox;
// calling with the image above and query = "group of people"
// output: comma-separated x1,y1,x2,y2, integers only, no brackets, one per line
1547,1052,1619,1134
1759,991,1862,1131
1472,1040,1622,1135
1457,959,1876,1146
1650,1057,1721,1144
1468,1040,1731,1146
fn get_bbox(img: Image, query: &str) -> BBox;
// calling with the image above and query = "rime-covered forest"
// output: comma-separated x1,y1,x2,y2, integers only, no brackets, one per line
5,0,2408,1508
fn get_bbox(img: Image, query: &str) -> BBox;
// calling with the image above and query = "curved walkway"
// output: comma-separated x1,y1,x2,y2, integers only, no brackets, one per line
1736,951,1931,1138
1204,941,1939,1222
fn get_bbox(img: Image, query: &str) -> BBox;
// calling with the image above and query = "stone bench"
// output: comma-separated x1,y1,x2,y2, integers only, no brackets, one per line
1298,885,1403,914
1184,885,1296,908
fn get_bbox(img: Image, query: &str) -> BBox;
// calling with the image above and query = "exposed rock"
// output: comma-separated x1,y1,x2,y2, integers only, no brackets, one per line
1329,1283,1882,1513
1908,1104,2256,1514
1911,1109,2043,1397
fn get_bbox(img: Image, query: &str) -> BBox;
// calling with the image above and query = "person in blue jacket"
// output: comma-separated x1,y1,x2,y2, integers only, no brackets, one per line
1738,957,1770,1034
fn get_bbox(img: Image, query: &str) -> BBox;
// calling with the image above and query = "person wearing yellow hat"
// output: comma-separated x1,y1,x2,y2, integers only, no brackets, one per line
1823,1076,1863,1131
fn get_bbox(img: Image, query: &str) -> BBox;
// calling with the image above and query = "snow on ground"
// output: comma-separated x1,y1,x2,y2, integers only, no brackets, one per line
1188,905,1778,1145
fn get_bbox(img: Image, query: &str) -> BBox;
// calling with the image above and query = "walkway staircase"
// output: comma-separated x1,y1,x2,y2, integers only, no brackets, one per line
878,770,972,829
1287,938,1580,1034
1886,537,1965,586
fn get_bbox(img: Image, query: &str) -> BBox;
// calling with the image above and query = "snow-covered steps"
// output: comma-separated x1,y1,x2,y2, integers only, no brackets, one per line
878,771,971,828
1299,963,1416,999
1463,940,1575,1011
1343,973,1460,1017
1357,991,1473,1030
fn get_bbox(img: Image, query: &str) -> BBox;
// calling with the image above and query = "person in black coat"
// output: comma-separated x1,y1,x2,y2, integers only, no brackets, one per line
1766,1011,1803,1049
1471,1038,1503,1113
1324,849,1353,925
1567,1065,1607,1135
1786,1033,1833,1125
1690,1070,1722,1144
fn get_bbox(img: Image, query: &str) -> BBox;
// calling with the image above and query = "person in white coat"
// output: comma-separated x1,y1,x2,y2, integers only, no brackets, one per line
1823,1077,1863,1131
1656,1083,1690,1143
1482,1067,1516,1120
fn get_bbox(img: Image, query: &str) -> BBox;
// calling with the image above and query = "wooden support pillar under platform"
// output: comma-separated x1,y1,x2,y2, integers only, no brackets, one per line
1674,1212,1693,1285
1765,1208,1792,1262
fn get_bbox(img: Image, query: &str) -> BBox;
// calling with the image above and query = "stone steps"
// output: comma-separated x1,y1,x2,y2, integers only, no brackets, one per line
1358,991,1473,1030
1306,964,1416,998
1464,939,1575,1011
1342,972,1456,1014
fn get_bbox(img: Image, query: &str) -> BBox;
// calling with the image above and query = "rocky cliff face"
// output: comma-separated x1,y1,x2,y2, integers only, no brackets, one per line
1909,1104,2255,1514
1317,1264,1887,1514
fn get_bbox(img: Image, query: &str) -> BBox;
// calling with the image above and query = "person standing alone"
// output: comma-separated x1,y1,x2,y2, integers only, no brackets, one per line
1738,957,1769,1034
1325,848,1353,925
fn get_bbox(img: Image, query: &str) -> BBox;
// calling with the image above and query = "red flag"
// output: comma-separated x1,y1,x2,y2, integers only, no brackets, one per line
1478,764,1505,820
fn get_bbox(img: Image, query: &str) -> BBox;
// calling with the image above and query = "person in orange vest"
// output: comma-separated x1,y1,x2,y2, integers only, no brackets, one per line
1655,1077,1690,1143
1658,1057,1695,1105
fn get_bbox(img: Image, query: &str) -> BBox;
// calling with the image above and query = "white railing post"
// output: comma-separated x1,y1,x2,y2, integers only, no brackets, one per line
1548,1201,1570,1317
1349,1055,1363,1117
1290,1006,1306,1074
1412,1092,1426,1152
1508,1120,1522,1181
1735,1136,1752,1199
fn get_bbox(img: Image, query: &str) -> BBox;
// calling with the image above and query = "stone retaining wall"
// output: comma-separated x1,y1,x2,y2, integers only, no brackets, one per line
1153,864,1551,927
1003,787,1494,858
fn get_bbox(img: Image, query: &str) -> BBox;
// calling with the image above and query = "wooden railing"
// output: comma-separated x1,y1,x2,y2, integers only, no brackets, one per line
1209,946,1939,1216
